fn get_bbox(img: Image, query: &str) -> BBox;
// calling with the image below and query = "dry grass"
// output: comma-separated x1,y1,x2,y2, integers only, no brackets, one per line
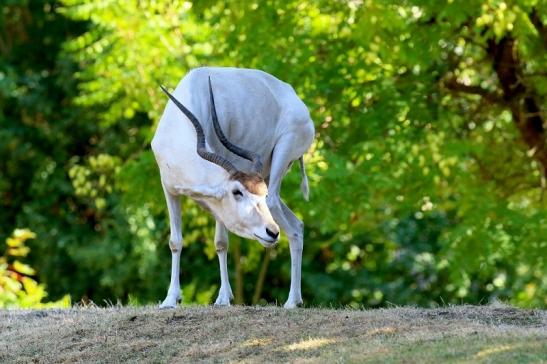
0,303,545,363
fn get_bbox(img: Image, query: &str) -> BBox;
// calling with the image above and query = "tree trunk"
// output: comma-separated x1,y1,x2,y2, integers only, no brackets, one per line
252,249,271,305
487,35,547,185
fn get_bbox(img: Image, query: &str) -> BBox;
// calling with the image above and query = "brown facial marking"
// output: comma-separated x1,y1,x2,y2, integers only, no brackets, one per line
230,171,268,196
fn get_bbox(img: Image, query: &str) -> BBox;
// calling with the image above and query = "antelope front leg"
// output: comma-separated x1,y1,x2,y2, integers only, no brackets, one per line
214,222,233,306
280,201,304,308
286,248,303,308
267,195,304,309
160,183,183,309
266,138,306,308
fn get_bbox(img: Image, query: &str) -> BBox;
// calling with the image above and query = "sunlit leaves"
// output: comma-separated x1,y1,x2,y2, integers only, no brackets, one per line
69,153,121,210
61,0,214,125
0,229,70,308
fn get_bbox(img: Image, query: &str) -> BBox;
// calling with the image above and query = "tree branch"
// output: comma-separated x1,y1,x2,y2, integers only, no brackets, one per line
529,8,547,48
442,77,503,103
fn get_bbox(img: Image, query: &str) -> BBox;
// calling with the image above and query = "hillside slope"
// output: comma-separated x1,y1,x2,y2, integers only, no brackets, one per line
1,304,545,363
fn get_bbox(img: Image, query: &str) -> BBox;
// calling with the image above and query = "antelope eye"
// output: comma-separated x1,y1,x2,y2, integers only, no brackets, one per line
232,189,243,197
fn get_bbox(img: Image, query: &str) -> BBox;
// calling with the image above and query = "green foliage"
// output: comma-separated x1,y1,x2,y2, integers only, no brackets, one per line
69,153,121,210
1,0,545,308
0,229,70,308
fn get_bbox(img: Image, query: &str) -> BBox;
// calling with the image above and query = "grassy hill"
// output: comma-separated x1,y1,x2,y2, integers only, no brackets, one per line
1,303,545,363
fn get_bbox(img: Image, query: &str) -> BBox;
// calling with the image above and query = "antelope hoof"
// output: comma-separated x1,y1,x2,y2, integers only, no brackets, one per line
284,298,303,309
159,294,180,309
214,288,233,306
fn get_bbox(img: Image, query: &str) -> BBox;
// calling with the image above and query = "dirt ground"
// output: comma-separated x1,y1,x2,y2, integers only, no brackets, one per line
1,303,545,363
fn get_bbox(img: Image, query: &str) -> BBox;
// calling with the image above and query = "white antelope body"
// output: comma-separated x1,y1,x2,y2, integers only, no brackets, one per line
151,67,314,308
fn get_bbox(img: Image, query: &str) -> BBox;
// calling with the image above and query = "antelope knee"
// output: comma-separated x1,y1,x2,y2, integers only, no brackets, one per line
290,239,303,252
169,238,183,252
215,240,228,252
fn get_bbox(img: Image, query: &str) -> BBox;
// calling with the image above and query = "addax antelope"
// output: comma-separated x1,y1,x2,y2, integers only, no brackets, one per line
151,67,314,308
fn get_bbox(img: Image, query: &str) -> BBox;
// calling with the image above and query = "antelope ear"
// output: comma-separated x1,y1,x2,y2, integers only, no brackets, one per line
174,184,226,200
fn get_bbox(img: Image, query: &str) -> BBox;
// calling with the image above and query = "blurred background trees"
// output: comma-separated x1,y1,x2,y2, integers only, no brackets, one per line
1,0,545,308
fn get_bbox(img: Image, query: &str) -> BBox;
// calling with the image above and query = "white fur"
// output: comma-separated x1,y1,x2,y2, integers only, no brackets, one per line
152,67,314,308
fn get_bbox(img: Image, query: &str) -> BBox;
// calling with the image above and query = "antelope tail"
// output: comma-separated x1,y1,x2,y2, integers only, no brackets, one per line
299,156,309,201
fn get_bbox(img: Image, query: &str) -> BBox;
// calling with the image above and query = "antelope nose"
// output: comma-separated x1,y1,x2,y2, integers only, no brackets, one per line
266,227,279,240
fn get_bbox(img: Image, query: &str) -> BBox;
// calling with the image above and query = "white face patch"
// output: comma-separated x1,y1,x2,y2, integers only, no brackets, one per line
200,179,278,247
